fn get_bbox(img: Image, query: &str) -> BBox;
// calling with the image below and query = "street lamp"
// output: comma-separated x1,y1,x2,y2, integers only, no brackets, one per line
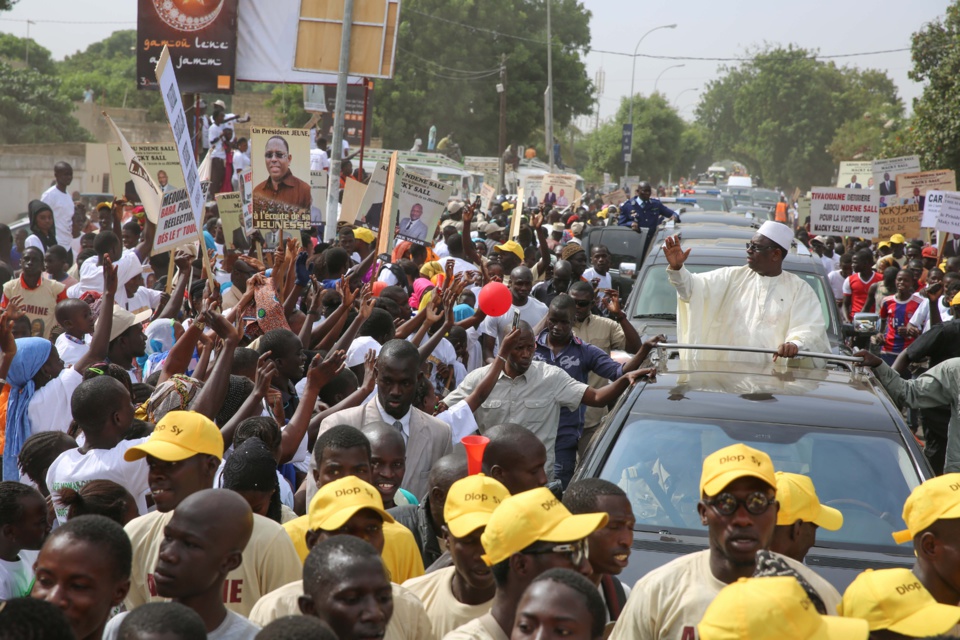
654,64,685,94
672,87,698,109
625,23,677,180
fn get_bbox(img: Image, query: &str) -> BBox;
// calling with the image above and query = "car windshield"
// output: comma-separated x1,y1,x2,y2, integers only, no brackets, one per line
692,198,726,212
599,417,921,553
631,264,837,339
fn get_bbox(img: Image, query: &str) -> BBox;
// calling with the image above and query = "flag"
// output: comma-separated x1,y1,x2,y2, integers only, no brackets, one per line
104,112,162,224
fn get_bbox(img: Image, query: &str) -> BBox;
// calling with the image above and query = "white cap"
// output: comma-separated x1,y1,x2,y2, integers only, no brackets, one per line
345,336,382,368
757,221,793,252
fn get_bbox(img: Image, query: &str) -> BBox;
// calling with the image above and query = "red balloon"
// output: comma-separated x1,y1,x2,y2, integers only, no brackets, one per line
478,282,512,317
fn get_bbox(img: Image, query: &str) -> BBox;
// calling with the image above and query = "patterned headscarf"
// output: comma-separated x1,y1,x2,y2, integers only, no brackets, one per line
3,338,52,480
409,278,435,310
240,280,289,340
141,375,203,423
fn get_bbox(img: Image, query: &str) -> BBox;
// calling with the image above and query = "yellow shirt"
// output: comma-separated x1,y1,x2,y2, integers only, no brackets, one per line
283,515,425,583
403,566,493,638
443,612,509,640
124,509,302,617
249,580,437,640
2,276,66,339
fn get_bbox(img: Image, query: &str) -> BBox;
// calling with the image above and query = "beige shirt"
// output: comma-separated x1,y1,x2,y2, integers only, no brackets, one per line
444,360,587,480
573,314,627,430
443,612,510,640
248,580,437,640
403,566,493,638
607,549,841,640
124,508,303,617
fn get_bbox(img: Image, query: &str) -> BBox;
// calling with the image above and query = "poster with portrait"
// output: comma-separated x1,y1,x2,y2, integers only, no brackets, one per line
309,170,328,228
396,171,452,246
132,144,185,194
355,162,390,231
540,173,578,210
480,183,496,212
872,156,921,203
250,126,312,230
896,170,957,210
240,167,254,236
215,191,244,250
835,161,873,189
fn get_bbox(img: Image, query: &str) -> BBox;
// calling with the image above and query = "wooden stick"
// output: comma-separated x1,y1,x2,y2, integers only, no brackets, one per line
164,252,176,294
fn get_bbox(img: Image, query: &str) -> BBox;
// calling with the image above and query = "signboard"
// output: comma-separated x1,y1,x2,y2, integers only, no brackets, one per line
376,152,402,256
922,190,955,228
396,172,452,246
355,162,389,230
872,155,921,201
250,126,312,230
153,188,197,254
293,0,400,78
216,192,244,250
835,161,873,189
809,188,879,238
602,189,627,206
936,192,960,236
309,170,328,228
480,183,496,212
340,178,367,226
304,83,372,149
621,123,632,164
541,173,578,209
137,0,239,93
240,168,254,236
877,204,921,241
896,170,957,207
104,115,163,224
511,187,524,241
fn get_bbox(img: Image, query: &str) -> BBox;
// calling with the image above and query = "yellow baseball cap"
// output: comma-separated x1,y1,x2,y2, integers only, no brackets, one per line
878,241,891,249
892,474,960,544
124,411,223,462
308,476,395,532
494,240,524,262
839,568,960,636
951,291,960,307
775,472,843,531
352,227,376,244
699,576,868,640
890,233,906,244
700,444,777,497
444,474,510,538
480,487,608,566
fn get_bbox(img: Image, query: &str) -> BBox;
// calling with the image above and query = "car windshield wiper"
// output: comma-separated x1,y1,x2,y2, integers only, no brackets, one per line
634,313,677,320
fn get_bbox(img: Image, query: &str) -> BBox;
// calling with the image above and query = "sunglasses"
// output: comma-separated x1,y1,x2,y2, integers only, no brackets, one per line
705,492,775,517
523,538,587,567
745,242,775,253
264,151,288,160
574,299,593,308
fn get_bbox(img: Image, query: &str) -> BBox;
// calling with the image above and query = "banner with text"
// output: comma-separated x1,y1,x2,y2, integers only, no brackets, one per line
936,192,960,236
922,190,959,228
153,188,197,254
878,204,922,241
104,114,163,224
396,171,452,246
215,191,244,250
896,170,957,209
309,170,328,228
240,168,253,236
809,188,879,238
872,155,921,203
250,126,312,230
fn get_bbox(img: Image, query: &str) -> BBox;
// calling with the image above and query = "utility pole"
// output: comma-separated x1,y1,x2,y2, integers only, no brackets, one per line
325,0,354,241
25,20,33,66
594,68,604,133
545,0,555,170
497,54,507,192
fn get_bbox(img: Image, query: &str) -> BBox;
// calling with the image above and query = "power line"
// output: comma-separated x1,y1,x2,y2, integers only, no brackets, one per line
0,18,135,25
397,47,502,76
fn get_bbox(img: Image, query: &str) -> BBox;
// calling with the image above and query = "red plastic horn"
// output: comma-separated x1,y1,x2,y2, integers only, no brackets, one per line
461,435,490,476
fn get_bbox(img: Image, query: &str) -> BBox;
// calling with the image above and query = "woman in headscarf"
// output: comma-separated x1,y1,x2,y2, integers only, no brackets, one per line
23,200,59,255
138,374,203,423
140,318,197,379
408,277,434,311
222,437,290,523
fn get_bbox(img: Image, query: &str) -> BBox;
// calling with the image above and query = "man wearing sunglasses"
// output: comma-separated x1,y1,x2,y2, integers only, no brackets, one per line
445,486,606,640
664,220,830,367
252,135,312,217
609,443,841,640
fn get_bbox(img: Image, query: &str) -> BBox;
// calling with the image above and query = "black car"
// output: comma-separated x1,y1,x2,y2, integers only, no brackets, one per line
624,241,848,354
573,354,933,591
580,225,650,300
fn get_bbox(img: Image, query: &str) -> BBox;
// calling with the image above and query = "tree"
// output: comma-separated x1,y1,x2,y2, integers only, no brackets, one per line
265,84,309,128
0,61,91,143
0,33,57,75
372,0,594,157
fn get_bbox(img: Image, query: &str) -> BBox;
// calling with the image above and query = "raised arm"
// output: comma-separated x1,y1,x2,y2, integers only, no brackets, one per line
460,327,515,411
461,202,481,267
530,211,551,277
156,250,195,320
221,352,276,448
603,290,641,353
330,286,374,354
0,300,23,382
280,350,345,461
417,290,454,362
190,310,242,420
132,219,157,263
582,368,655,407
308,349,378,440
75,256,116,374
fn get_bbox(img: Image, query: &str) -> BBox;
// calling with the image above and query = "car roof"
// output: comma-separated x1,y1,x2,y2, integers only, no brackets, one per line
629,358,901,432
677,213,756,227
646,242,822,269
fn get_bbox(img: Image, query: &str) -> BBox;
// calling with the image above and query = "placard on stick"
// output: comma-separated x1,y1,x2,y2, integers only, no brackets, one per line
216,192,244,250
936,192,960,236
396,172,452,246
153,188,197,255
355,162,389,231
809,188,879,238
250,126,312,230
877,204,921,241
377,152,402,256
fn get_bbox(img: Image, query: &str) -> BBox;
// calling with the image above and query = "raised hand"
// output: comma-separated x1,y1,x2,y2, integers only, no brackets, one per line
605,290,622,316
102,254,118,297
308,349,346,388
203,309,241,344
362,348,378,388
174,249,194,273
358,292,376,321
497,327,522,360
663,235,690,271
254,351,278,396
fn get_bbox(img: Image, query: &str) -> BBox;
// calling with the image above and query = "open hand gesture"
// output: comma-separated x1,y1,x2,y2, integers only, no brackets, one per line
102,255,118,297
663,235,690,271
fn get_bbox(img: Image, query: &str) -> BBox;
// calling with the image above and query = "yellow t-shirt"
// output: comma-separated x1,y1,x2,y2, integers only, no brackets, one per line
248,580,437,640
2,277,66,339
443,612,509,640
607,549,841,640
403,566,493,638
124,509,303,617
282,515,425,583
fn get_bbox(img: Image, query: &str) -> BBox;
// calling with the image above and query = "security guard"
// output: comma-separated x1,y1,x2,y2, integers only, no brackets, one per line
617,181,680,254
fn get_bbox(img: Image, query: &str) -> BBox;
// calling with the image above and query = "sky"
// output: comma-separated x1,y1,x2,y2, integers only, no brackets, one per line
0,0,950,127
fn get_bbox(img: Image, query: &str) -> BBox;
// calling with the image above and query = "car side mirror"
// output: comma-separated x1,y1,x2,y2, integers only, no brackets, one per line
678,207,686,214
842,323,857,338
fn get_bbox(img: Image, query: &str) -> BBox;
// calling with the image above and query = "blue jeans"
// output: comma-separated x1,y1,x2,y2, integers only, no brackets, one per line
554,438,579,490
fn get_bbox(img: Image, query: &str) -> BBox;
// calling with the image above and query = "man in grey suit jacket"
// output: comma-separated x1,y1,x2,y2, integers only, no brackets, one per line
398,203,429,241
316,339,452,498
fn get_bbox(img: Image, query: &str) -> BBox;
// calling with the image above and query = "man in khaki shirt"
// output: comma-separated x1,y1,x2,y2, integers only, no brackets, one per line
444,487,607,640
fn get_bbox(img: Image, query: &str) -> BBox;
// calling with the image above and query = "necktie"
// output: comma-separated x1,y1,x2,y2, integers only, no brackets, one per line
393,420,403,435
406,221,412,230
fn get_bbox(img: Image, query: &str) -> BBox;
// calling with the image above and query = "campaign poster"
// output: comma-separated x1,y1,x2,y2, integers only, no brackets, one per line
896,170,957,208
309,170,328,228
133,144,185,193
307,83,373,150
340,178,367,226
137,0,239,93
215,191,244,250
835,161,873,189
240,167,254,236
153,188,197,255
809,188,879,238
511,187,524,241
872,156,921,202
396,172,452,246
480,183,496,212
935,193,960,236
355,162,390,231
922,190,958,228
250,126,312,230
107,144,131,198
877,204,922,242
523,175,543,204
541,173,578,210
602,189,627,207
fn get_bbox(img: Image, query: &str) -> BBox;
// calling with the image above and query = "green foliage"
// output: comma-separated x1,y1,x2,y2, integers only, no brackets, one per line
265,84,310,128
0,61,91,143
0,33,56,75
372,0,594,156
695,46,903,190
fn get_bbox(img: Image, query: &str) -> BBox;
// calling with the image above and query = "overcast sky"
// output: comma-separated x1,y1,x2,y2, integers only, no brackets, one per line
1,0,948,127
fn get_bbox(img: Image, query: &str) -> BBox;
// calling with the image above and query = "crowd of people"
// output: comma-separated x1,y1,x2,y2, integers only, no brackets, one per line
0,163,957,640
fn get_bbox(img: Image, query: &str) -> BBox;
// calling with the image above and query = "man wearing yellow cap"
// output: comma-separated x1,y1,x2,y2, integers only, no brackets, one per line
249,476,434,639
769,472,843,563
609,444,840,640
445,487,606,640
402,474,509,637
839,568,960,638
699,576,868,640
887,475,960,606
122,411,302,617
857,349,960,473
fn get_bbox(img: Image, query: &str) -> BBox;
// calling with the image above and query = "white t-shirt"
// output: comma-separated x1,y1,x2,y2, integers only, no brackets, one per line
910,297,953,333
583,267,612,291
71,252,144,308
827,269,846,302
124,286,163,316
46,438,151,524
0,549,38,599
41,185,75,248
820,253,840,274
378,268,400,287
209,123,227,160
341,138,350,158
29,367,83,435
104,609,260,640
309,148,330,171
479,297,548,342
233,149,251,175
55,332,91,367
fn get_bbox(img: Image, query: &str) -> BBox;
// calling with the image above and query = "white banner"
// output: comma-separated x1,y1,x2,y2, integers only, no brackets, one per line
397,171,452,245
355,162,389,231
923,190,948,228
241,168,254,236
155,46,205,230
809,188,879,238
872,155,921,201
153,188,198,255
104,114,162,224
936,192,960,235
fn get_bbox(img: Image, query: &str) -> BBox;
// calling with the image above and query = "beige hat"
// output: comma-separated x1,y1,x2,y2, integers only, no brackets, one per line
103,305,149,342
